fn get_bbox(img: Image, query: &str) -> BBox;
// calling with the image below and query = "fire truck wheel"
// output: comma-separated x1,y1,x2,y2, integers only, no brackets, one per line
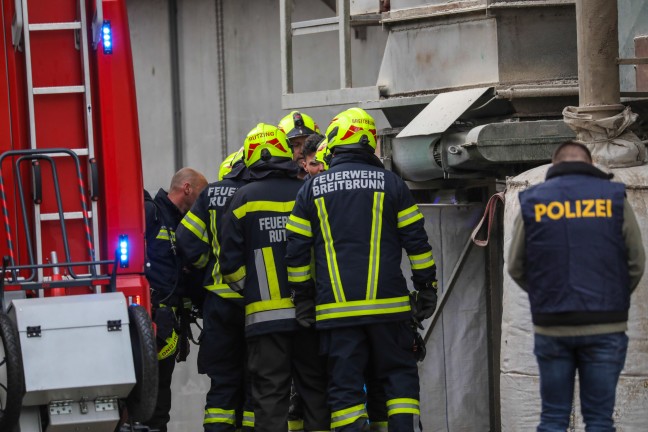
0,311,25,430
126,304,158,423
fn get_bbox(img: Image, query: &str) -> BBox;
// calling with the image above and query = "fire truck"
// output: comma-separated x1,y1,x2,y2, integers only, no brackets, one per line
0,0,157,430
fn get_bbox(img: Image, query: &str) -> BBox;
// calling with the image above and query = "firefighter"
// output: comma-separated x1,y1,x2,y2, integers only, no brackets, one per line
219,124,329,432
144,167,208,432
286,108,438,431
176,149,255,431
300,134,326,179
278,111,321,179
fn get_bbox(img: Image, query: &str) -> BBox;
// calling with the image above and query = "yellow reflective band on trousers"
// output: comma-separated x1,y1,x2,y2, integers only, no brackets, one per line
157,330,178,360
233,200,295,219
331,404,368,428
408,250,435,270
204,408,236,425
316,296,411,321
315,197,346,303
181,210,208,244
287,214,313,237
387,398,420,416
242,410,254,427
205,283,243,299
245,298,296,326
366,192,384,300
288,418,304,431
397,205,423,228
287,265,311,283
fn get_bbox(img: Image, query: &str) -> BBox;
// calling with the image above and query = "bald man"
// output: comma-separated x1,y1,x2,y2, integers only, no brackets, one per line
508,141,644,431
144,167,207,431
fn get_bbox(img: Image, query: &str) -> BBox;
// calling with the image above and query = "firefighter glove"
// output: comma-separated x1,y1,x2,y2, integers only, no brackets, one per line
413,282,438,322
291,281,316,328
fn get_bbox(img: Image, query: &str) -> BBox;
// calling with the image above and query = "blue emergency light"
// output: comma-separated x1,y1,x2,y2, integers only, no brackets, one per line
119,234,129,268
102,21,113,54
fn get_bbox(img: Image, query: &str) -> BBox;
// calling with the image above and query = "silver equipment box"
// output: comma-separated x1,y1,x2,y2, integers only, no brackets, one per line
8,292,136,406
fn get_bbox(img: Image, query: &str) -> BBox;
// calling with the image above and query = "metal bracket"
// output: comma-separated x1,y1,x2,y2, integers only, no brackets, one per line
11,0,23,49
27,325,41,337
49,401,73,415
80,397,88,414
107,319,122,331
91,0,104,49
95,397,119,412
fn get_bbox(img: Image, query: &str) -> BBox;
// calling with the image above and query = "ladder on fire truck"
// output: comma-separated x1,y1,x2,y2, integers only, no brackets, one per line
6,0,107,288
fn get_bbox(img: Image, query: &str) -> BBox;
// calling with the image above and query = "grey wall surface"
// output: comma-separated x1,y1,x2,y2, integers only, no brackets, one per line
129,0,389,193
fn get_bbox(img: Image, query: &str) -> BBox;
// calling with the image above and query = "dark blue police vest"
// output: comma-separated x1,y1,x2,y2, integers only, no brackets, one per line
519,173,629,326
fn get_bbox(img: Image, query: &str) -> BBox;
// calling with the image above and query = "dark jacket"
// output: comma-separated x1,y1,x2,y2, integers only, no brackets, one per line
145,188,185,305
219,166,303,337
176,165,248,301
285,152,436,330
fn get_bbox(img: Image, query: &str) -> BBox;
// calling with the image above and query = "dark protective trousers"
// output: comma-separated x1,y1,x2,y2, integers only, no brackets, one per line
145,354,175,432
321,321,422,432
247,328,329,432
199,293,253,431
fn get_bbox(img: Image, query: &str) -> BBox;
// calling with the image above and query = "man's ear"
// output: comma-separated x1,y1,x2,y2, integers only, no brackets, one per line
183,182,192,195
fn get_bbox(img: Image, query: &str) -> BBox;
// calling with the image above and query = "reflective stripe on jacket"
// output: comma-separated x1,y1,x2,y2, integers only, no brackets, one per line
220,176,304,337
286,152,436,329
176,177,247,301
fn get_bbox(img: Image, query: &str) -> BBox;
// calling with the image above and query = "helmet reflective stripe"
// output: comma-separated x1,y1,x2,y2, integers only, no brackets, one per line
243,123,293,167
278,111,320,139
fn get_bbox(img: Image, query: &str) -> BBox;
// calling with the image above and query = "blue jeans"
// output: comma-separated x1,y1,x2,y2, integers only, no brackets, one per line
534,332,628,432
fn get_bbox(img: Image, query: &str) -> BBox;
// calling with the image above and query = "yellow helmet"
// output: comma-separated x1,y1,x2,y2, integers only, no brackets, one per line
243,123,292,168
325,107,377,152
278,111,320,140
314,137,330,170
218,147,244,181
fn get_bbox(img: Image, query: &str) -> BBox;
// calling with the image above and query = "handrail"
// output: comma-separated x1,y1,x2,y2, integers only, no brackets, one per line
11,0,23,48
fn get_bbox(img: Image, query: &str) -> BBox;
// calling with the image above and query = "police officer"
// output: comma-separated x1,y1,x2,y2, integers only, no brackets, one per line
144,167,208,432
176,150,255,431
508,141,645,431
286,108,438,431
219,124,329,432
278,111,321,179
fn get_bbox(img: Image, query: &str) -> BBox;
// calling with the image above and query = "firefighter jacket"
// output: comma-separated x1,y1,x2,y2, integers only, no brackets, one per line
518,162,631,327
176,169,248,302
145,188,184,305
285,152,436,330
219,171,304,337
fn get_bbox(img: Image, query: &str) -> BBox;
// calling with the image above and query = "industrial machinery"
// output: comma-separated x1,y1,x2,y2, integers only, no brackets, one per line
279,0,648,430
0,0,157,430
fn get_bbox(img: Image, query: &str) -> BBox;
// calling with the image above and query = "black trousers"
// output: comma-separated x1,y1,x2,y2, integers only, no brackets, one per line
321,321,421,432
247,329,329,432
145,354,176,432
199,294,253,431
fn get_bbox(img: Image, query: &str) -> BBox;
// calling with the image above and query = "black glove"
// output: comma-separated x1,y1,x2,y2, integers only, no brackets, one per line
295,297,315,328
412,282,438,322
291,281,316,328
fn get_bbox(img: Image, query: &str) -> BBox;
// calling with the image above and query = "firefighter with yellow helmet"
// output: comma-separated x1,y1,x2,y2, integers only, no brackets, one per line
286,108,438,431
279,111,321,179
219,124,329,431
176,148,255,431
